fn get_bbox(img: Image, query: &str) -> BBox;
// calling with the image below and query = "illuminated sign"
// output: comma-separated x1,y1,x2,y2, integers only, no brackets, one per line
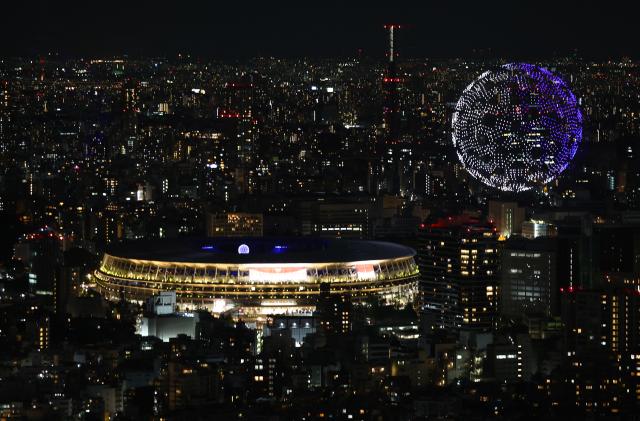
355,263,376,280
238,244,250,254
249,266,307,282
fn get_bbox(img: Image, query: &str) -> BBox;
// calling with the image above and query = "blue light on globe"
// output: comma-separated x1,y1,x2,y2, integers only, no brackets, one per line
452,63,583,192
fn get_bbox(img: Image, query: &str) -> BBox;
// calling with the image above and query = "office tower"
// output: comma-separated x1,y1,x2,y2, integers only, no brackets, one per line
562,285,640,355
485,334,533,382
13,228,64,296
55,247,95,319
418,215,498,332
591,223,640,284
555,216,593,290
488,200,525,238
522,219,557,239
299,198,373,238
500,237,557,317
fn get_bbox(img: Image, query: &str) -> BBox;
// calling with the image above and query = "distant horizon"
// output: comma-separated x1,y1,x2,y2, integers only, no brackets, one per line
1,53,637,61
2,1,637,59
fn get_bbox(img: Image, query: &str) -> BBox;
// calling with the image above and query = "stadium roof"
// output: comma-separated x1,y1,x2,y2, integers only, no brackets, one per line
105,237,415,264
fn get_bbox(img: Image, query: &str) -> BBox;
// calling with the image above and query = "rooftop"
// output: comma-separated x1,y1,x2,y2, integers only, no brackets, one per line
105,237,415,264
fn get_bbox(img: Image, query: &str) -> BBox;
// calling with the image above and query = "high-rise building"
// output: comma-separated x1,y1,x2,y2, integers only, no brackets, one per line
299,198,373,238
55,247,96,318
26,312,50,352
591,223,640,284
485,334,533,382
521,219,557,239
379,24,407,195
314,282,352,334
13,228,64,296
555,216,593,289
562,285,640,356
418,216,498,332
500,237,557,317
488,201,525,238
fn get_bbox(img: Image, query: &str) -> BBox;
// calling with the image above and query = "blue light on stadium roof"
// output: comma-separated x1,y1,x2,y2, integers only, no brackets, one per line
273,245,288,253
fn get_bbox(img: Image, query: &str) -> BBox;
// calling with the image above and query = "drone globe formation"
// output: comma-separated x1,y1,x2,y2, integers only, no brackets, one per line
452,63,582,192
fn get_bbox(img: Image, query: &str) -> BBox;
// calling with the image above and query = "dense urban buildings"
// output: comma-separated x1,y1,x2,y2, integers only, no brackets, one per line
1,9,640,418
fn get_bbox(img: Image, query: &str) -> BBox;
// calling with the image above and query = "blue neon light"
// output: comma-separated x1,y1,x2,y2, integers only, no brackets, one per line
273,245,288,253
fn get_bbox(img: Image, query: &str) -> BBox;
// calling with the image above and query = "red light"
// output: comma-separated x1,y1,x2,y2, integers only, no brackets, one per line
383,77,402,84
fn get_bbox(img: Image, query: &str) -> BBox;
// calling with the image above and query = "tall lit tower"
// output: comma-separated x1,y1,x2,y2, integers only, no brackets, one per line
387,24,398,65
418,216,499,332
381,24,403,195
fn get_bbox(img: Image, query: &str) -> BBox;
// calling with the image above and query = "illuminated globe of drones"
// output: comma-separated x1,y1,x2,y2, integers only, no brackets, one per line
452,63,582,192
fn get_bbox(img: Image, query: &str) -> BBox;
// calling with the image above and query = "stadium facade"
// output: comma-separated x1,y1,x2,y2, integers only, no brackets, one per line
93,237,418,316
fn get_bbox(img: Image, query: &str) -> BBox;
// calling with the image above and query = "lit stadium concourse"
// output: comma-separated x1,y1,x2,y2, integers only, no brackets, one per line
92,237,419,318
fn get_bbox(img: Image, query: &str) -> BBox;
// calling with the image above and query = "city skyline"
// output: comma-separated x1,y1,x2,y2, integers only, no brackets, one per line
2,4,640,420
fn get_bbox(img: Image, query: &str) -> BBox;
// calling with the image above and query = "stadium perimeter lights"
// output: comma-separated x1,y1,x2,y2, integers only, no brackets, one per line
93,237,419,317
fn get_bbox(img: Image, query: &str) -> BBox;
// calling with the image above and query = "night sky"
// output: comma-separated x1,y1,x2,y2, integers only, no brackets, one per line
1,1,636,58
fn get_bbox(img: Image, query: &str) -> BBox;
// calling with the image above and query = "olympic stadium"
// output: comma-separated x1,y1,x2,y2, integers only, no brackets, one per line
93,237,419,316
